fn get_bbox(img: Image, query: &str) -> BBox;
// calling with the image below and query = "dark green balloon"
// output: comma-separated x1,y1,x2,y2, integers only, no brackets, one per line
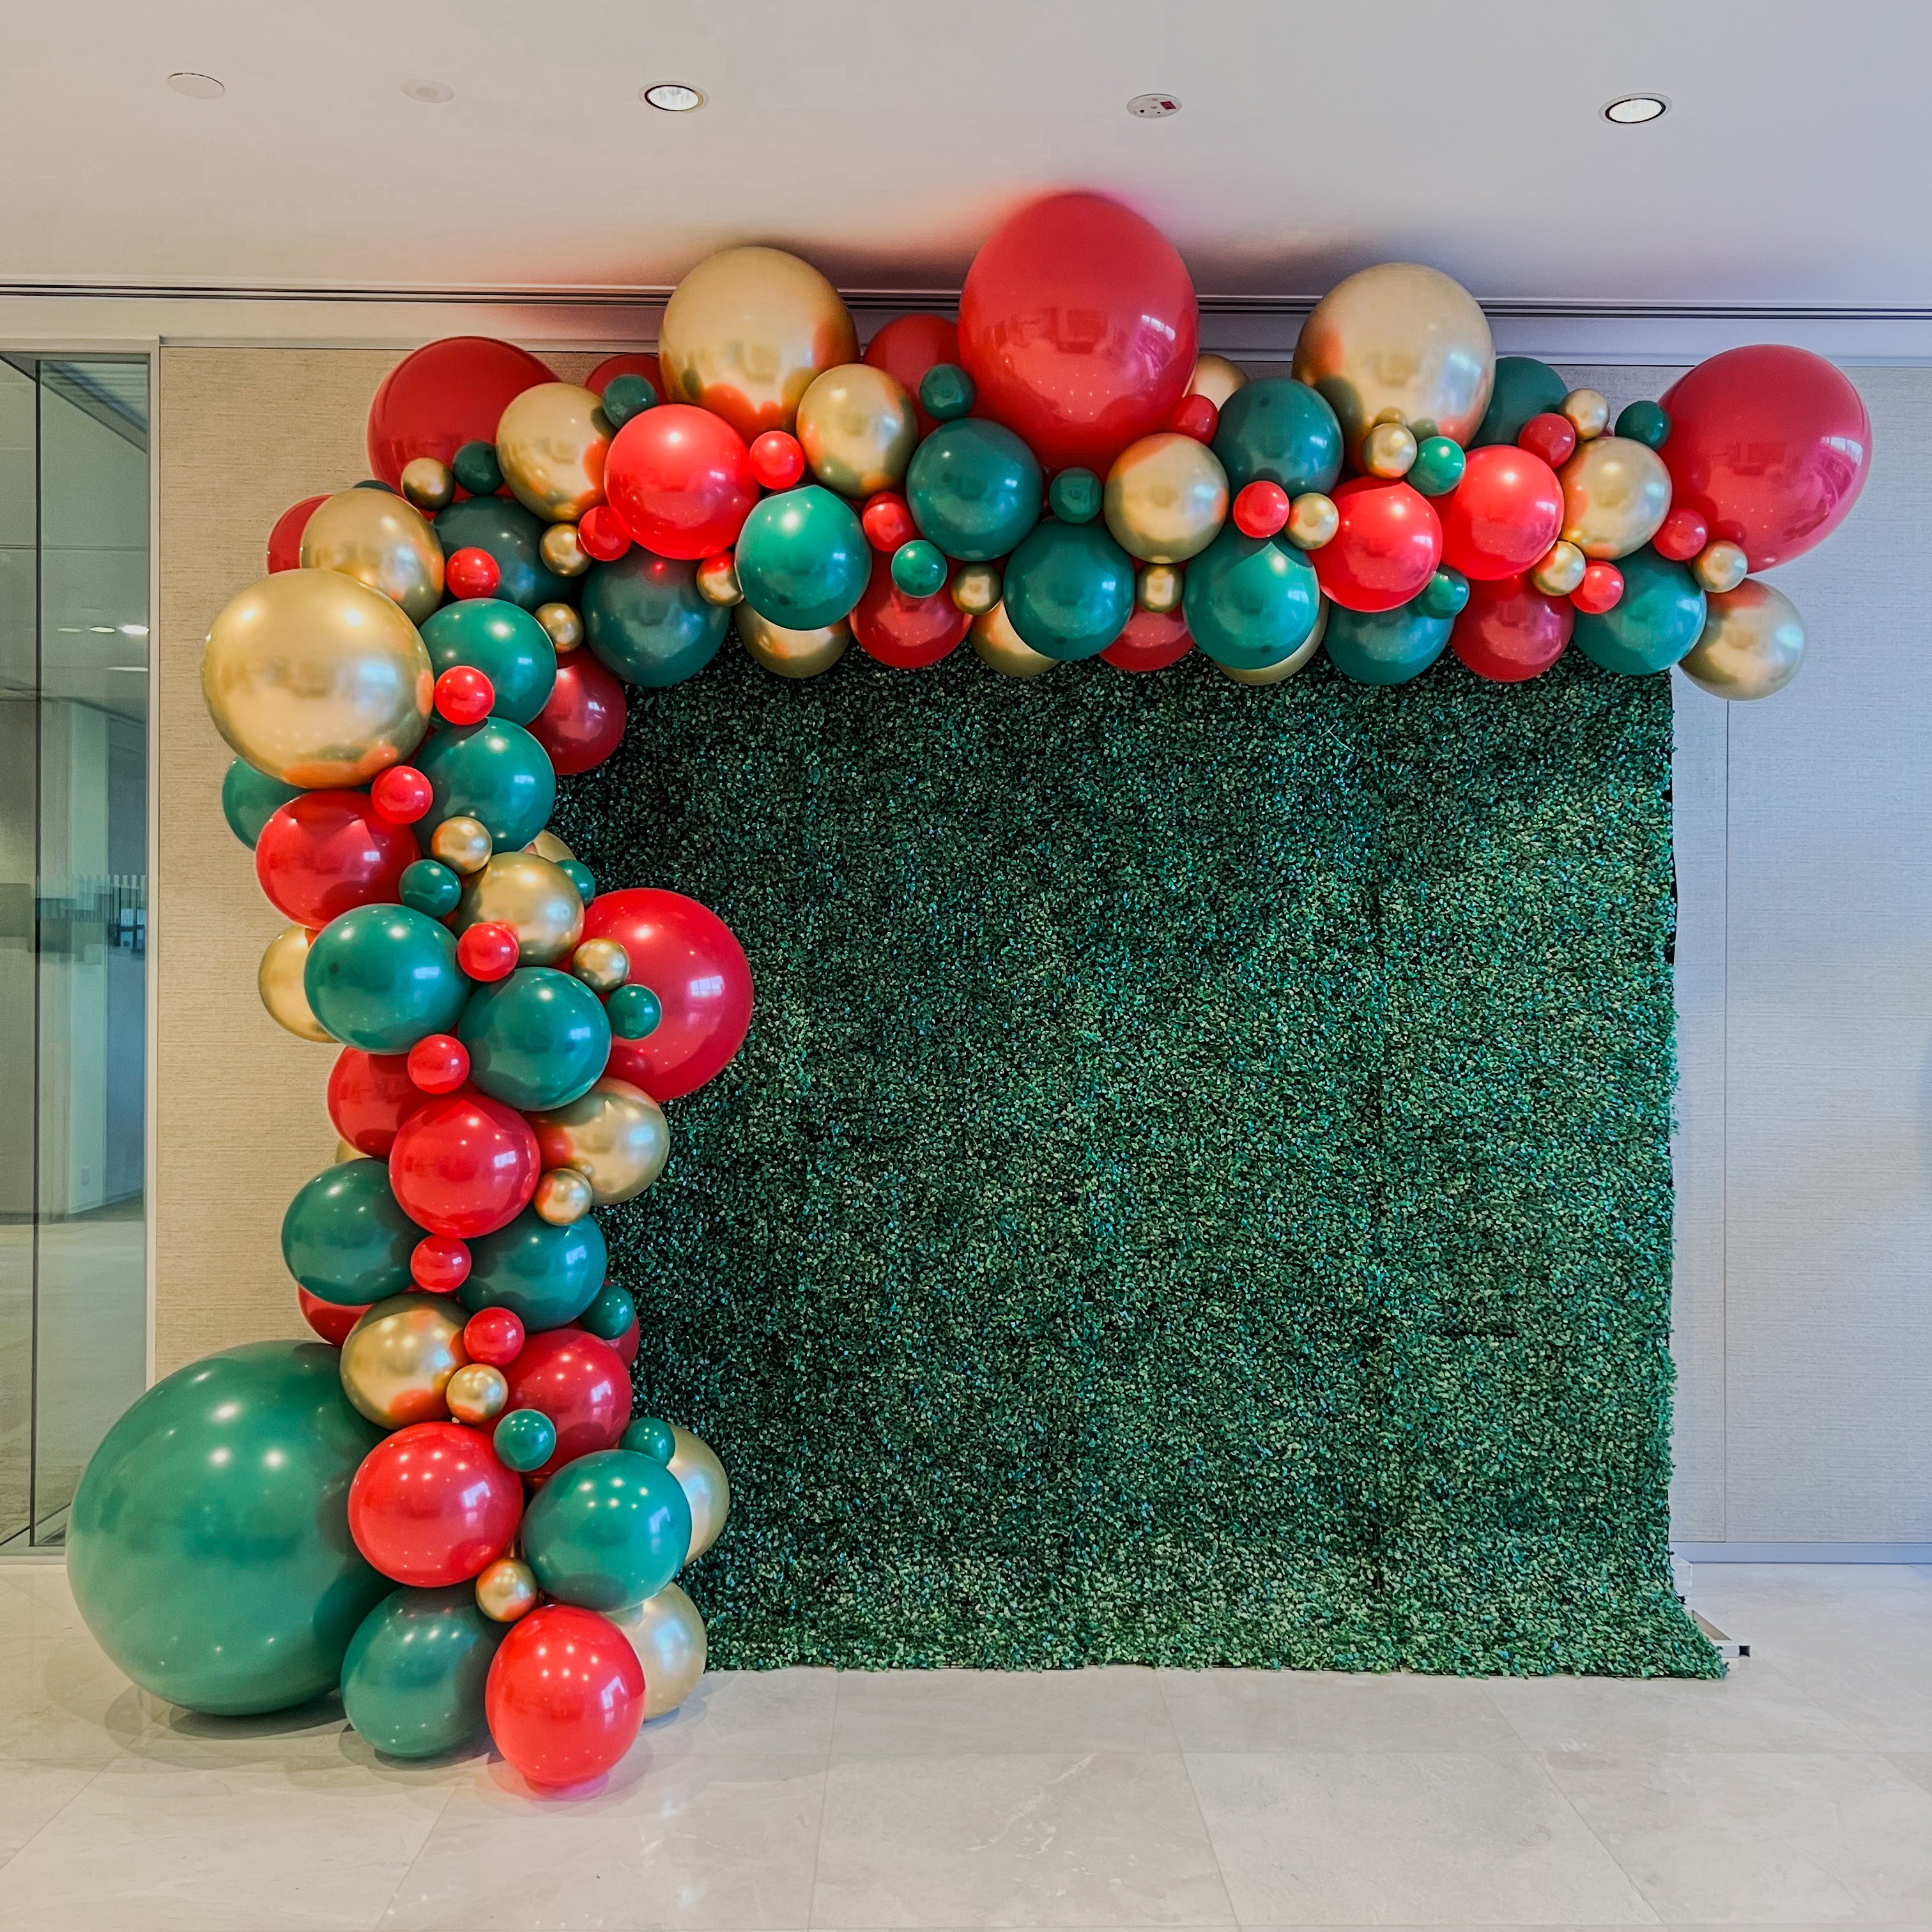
1324,599,1454,686
1571,544,1707,675
354,479,396,493
1615,399,1671,450
918,363,974,422
221,760,303,848
413,718,556,852
68,1340,387,1715
620,1416,676,1464
399,857,461,919
450,442,503,496
1471,357,1567,448
493,1407,556,1473
1182,526,1321,671
420,598,556,726
305,903,468,1053
434,494,569,610
736,486,870,629
578,1280,634,1340
1002,518,1134,662
341,1585,505,1759
458,1208,607,1331
606,983,661,1040
601,373,657,427
1048,468,1102,524
558,859,597,903
1416,565,1471,620
1211,379,1344,497
1408,436,1467,498
582,550,728,689
459,967,611,1110
891,539,947,598
521,1449,692,1613
905,419,1043,561
281,1158,419,1305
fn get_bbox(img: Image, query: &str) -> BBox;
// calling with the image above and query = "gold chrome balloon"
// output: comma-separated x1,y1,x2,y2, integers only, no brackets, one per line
571,937,629,993
202,571,433,788
475,1557,539,1623
1561,387,1611,441
445,1362,509,1427
300,489,445,624
533,1167,594,1225
668,1425,730,1562
1530,539,1587,597
1678,578,1805,701
535,601,584,652
695,553,744,607
1692,539,1749,594
1286,492,1340,551
1103,433,1230,564
737,606,848,678
658,245,859,440
454,852,585,965
528,829,574,864
339,1292,468,1430
950,562,1002,617
1558,436,1672,559
796,364,918,497
608,1584,707,1719
971,602,1056,678
259,924,332,1043
531,1078,669,1206
1187,353,1248,410
1363,421,1418,478
431,815,493,875
1220,599,1328,686
400,456,454,514
1137,563,1183,615
540,523,591,578
496,383,612,523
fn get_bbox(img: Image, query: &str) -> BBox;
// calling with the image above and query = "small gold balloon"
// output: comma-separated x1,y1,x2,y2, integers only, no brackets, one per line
1561,387,1611,441
339,1292,468,1430
431,815,493,875
496,382,611,523
445,1361,509,1427
533,1167,595,1225
1103,433,1230,564
1529,539,1588,597
668,1425,730,1563
971,602,1057,678
531,1079,669,1206
400,456,454,514
1187,353,1248,410
1692,539,1750,595
1363,421,1419,479
796,364,918,497
539,523,591,578
950,562,1002,617
1137,563,1184,615
300,488,445,624
202,570,433,788
1558,436,1673,560
259,923,332,1043
571,937,630,993
607,1583,707,1719
1286,491,1340,551
453,852,584,965
1220,598,1329,686
527,829,574,864
1678,578,1805,701
694,553,744,607
334,1137,361,1163
737,605,848,678
475,1557,539,1623
535,601,583,652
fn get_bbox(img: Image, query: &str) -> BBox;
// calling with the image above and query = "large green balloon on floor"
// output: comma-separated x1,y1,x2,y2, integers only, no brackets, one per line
1471,356,1568,448
1571,545,1708,675
457,1208,606,1331
905,419,1043,561
521,1449,692,1613
305,903,468,1052
68,1340,387,1715
1323,599,1454,685
1002,518,1134,661
1183,526,1322,671
459,967,610,1110
582,550,728,688
282,1157,418,1304
434,495,570,611
420,599,556,726
221,759,303,849
1211,379,1344,496
341,1585,505,1758
412,717,555,852
735,486,870,629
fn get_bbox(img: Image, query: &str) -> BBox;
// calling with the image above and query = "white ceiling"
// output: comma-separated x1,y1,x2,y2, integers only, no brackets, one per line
3,0,1926,310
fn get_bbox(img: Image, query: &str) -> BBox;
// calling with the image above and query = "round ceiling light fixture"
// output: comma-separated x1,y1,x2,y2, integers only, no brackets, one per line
1127,93,1181,118
402,79,455,104
166,72,224,100
1602,93,1669,124
641,82,706,112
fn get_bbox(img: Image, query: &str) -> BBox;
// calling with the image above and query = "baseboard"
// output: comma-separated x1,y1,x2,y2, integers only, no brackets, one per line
1673,1541,1932,1563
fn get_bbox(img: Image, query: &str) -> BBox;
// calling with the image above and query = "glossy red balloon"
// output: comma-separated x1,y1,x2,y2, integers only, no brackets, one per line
371,765,432,825
297,1285,367,1347
1232,480,1290,539
585,353,661,398
463,1305,526,1368
1515,412,1577,470
457,921,519,982
411,1234,471,1293
254,790,417,928
1653,505,1709,563
389,1091,539,1238
446,548,502,599
435,665,494,725
749,430,806,491
1101,607,1193,673
578,505,632,563
366,336,556,488
850,553,969,669
1167,394,1218,444
1436,447,1565,583
485,1604,645,1788
1573,561,1625,615
500,1329,629,1480
861,491,916,553
406,1032,470,1095
958,192,1199,474
530,651,627,776
604,404,757,560
328,1049,426,1158
1314,479,1443,613
1660,344,1872,569
864,314,961,436
267,494,328,574
1450,574,1574,683
348,1422,523,1586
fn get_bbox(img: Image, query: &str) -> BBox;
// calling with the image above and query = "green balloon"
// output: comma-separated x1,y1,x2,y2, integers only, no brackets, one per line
1003,518,1134,662
1416,565,1471,620
1572,544,1707,675
601,372,657,427
578,1280,634,1340
493,1407,556,1473
1211,379,1344,497
558,859,596,903
399,857,461,919
420,599,556,726
1616,399,1671,450
281,1158,418,1305
341,1585,505,1759
222,760,303,848
918,364,974,422
736,486,870,629
1324,599,1454,686
582,550,728,689
413,718,556,851
459,1209,608,1330
1182,526,1321,671
1408,436,1467,498
606,983,661,1040
620,1416,676,1464
1471,357,1567,447
68,1340,387,1715
434,494,568,610
306,903,468,1052
905,419,1043,561
450,442,503,496
891,539,947,599
459,967,611,1110
521,1449,692,1613
1048,468,1102,524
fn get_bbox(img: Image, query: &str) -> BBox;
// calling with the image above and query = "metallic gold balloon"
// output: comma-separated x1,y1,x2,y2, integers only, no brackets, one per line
1220,599,1328,686
202,570,434,788
1363,422,1418,479
400,456,455,514
659,245,859,440
1137,564,1183,615
971,602,1057,678
475,1557,539,1623
300,488,445,624
668,1425,730,1562
445,1362,509,1427
339,1293,468,1430
950,562,1002,617
540,523,591,578
528,829,574,864
1294,263,1494,452
1692,539,1750,595
431,815,493,875
496,383,612,523
1187,353,1248,410
1530,539,1587,597
454,852,585,965
695,553,744,606
1561,387,1611,441
533,1167,594,1225
1678,578,1805,701
1286,491,1340,551
531,1078,669,1206
535,601,584,652
1558,436,1673,560
571,937,630,993
797,364,918,497
259,923,333,1043
608,1583,707,1719
1103,433,1230,564
737,605,848,679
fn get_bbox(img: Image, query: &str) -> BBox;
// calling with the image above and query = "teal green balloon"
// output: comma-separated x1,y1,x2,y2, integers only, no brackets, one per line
1572,545,1707,675
281,1158,418,1305
735,486,870,629
558,859,596,903
582,550,728,689
1324,599,1454,686
1182,526,1321,671
1615,399,1671,450
620,1416,676,1464
521,1450,692,1613
459,1205,607,1334
420,599,556,725
606,983,661,1040
918,364,974,422
459,967,611,1110
1408,437,1467,498
601,373,657,427
891,539,947,599
68,1340,387,1715
905,420,1043,561
578,1280,634,1340
493,1407,556,1473
341,1585,505,1758
1211,379,1344,497
1416,565,1471,620
1471,356,1567,447
413,718,555,852
1048,468,1102,524
305,903,467,1052
399,858,461,919
434,494,568,610
451,441,503,496
222,760,302,848
1002,518,1133,663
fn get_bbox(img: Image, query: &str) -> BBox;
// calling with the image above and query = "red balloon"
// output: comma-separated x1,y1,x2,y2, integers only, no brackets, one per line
267,494,327,574
530,650,627,776
585,353,661,399
749,430,806,491
1574,562,1625,615
366,336,556,488
254,790,417,929
850,553,969,669
578,505,632,563
1101,607,1193,673
485,1604,645,1788
865,314,961,436
958,193,1199,474
349,1422,522,1586
605,404,757,560
581,889,753,1101
1653,505,1709,563
435,665,494,726
463,1305,526,1368
1167,394,1218,444
411,1235,471,1292
1232,480,1289,540
389,1091,539,1238
1450,575,1574,683
1436,447,1565,583
457,922,519,982
501,1329,629,1480
1660,344,1872,569
406,1032,470,1095
1314,479,1443,613
446,548,502,600
1516,412,1577,470
861,491,916,553
298,1285,367,1347
372,765,432,825
328,1049,425,1158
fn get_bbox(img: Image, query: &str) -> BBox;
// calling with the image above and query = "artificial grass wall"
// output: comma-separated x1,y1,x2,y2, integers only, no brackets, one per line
555,640,1719,1677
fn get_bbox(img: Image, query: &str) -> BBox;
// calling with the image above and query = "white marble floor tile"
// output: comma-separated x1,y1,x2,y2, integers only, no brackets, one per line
1159,1667,1519,1754
0,1570,154,1767
638,1667,837,1761
1889,1752,1932,1793
0,1753,109,1862
832,1668,1175,1761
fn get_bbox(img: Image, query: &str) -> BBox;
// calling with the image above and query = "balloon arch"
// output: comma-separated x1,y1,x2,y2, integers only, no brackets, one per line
69,192,1869,1788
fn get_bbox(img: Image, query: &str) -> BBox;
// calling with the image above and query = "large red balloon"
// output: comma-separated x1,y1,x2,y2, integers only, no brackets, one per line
1659,345,1872,570
1101,607,1193,673
604,404,757,560
850,554,969,668
348,1422,523,1586
254,790,418,928
267,494,327,574
328,1048,429,1158
1450,575,1574,682
585,353,663,398
1314,479,1443,614
388,1092,540,1239
529,651,627,775
297,1285,367,1347
485,1604,645,1788
864,314,962,437
958,193,1199,474
366,337,556,488
1436,447,1565,582
581,889,753,1101
501,1329,629,1480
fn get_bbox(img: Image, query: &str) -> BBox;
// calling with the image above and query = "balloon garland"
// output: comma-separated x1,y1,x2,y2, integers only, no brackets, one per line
68,190,1870,1790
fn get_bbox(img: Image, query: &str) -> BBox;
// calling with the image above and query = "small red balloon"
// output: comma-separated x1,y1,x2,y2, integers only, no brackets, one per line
604,404,758,560
371,765,433,825
407,1032,470,1094
298,1285,367,1347
1314,479,1443,614
1436,446,1565,584
445,548,502,600
501,1328,629,1480
850,553,969,669
529,651,627,776
411,1234,471,1293
1450,574,1574,683
1167,394,1219,444
749,430,806,491
861,491,917,553
388,1090,540,1238
485,1604,645,1788
585,353,661,398
1653,505,1709,562
349,1421,523,1587
327,1049,426,1158
463,1305,526,1368
254,790,417,930
267,494,328,574
1232,480,1290,540
1101,606,1193,673
1515,412,1578,470
457,921,520,982
577,505,631,563
1572,561,1625,614
366,336,556,488
435,664,494,725
865,314,962,437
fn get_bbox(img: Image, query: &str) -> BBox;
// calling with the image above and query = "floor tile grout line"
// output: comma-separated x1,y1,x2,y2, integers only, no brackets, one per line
803,1669,842,1930
1527,1745,1668,1929
360,1770,462,1932
0,1743,125,1880
1169,1738,1246,1929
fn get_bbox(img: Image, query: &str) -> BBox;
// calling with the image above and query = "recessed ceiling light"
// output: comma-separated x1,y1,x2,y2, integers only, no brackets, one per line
1128,93,1181,118
1603,94,1669,125
402,79,454,104
641,82,705,112
166,72,224,100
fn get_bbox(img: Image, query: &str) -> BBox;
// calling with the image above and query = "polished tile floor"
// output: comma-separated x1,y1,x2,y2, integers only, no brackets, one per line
0,1560,1928,1931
